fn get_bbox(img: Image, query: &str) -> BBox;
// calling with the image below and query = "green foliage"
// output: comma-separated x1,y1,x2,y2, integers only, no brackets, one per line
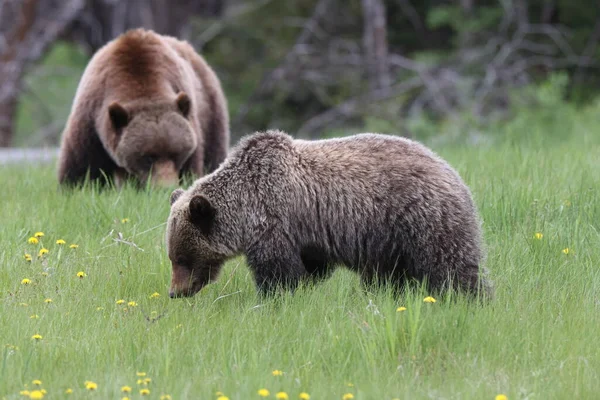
1,104,600,398
12,0,600,145
14,42,87,147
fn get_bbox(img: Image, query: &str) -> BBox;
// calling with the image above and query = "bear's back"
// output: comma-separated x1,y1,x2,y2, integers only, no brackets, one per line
290,133,466,201
86,29,192,101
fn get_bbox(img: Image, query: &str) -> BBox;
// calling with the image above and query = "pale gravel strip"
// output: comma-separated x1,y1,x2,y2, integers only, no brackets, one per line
0,148,59,165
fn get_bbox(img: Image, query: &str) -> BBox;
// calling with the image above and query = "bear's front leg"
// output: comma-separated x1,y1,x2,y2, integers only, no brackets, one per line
246,239,308,296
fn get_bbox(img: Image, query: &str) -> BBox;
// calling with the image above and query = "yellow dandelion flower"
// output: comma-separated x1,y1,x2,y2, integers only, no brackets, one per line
160,395,172,400
69,244,79,249
29,390,44,399
562,248,570,255
396,306,407,312
38,248,49,257
534,232,543,240
136,371,147,377
140,389,150,396
276,392,289,400
495,395,508,400
21,278,31,285
30,314,39,319
116,299,126,305
299,393,310,400
342,394,354,400
122,386,132,393
32,380,42,386
128,301,138,307
34,232,44,238
76,271,87,278
137,379,143,385
40,389,47,395
122,398,131,400
423,296,437,303
65,388,73,394
85,381,97,390
24,254,33,262
272,369,283,376
143,378,151,385
150,292,161,299
217,396,229,400
28,237,39,244
121,218,130,224
20,390,30,396
44,298,52,304
56,239,66,245
258,388,270,397
31,334,42,341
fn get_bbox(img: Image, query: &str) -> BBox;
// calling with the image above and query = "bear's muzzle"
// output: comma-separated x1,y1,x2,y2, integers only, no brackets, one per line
151,159,179,187
169,263,204,298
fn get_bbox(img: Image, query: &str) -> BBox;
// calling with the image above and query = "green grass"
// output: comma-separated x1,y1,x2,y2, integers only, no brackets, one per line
1,104,600,400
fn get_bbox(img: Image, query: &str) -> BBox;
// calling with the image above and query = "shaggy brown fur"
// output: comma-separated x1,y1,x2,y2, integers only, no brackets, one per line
57,28,229,187
166,130,492,298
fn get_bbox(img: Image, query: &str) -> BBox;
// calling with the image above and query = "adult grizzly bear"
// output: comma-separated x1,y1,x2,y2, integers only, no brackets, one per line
57,28,229,187
166,130,492,299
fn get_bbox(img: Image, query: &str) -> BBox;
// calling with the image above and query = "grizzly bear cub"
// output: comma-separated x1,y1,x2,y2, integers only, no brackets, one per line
166,130,492,298
58,28,229,187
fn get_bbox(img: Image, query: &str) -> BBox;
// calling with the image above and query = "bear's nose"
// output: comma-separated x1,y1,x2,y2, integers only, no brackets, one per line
169,291,176,298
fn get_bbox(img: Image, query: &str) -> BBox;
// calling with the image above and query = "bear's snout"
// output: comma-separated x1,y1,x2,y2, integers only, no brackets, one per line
169,263,204,298
151,159,179,187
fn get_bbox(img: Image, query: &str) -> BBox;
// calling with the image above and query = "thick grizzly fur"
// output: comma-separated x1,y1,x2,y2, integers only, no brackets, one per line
166,130,492,298
57,28,229,187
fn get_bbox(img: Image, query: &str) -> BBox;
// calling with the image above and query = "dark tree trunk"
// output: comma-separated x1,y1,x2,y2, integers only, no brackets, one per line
0,0,85,147
64,0,227,53
361,0,390,91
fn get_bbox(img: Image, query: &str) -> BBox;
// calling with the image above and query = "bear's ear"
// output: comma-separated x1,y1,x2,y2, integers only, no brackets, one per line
170,188,184,206
175,92,191,118
189,195,215,234
108,102,130,131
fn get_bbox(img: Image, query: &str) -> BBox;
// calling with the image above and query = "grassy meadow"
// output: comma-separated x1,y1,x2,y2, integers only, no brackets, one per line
1,102,600,400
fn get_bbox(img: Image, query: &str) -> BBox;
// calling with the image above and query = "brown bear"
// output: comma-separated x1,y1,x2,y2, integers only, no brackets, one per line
166,130,492,299
57,28,229,187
